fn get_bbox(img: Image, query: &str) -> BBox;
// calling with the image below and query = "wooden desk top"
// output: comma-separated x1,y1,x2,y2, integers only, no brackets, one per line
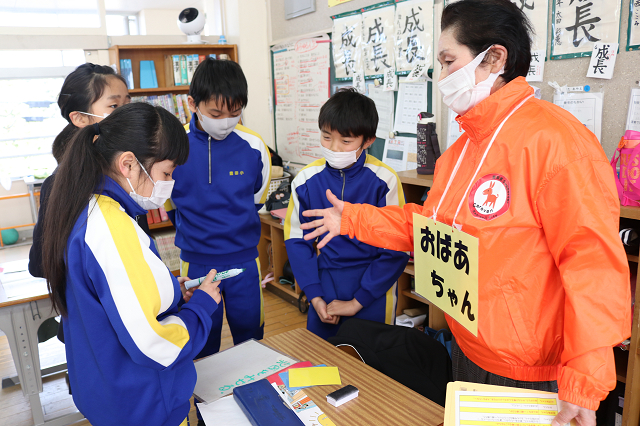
259,212,284,230
397,170,434,188
262,328,445,426
0,260,49,308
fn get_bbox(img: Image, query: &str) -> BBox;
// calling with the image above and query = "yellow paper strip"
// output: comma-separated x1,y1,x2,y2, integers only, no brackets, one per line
288,366,341,387
328,0,354,7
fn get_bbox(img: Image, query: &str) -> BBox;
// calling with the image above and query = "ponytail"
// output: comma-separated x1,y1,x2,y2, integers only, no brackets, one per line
41,103,189,316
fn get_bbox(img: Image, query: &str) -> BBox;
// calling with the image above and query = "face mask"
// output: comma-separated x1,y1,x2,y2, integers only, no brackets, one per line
79,111,110,119
321,146,361,169
438,46,504,116
197,108,241,140
127,159,174,210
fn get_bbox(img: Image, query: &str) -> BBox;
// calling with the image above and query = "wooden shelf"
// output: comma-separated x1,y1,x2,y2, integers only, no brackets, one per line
259,213,284,230
629,254,639,263
615,347,629,383
129,87,190,94
621,205,640,220
404,263,415,276
397,169,434,188
149,221,173,230
267,281,298,299
401,289,429,303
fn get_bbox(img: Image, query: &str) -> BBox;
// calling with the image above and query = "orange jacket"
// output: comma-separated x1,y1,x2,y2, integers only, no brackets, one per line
340,77,631,410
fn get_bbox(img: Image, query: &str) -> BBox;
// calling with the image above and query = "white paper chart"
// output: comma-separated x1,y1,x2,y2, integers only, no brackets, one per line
394,80,428,134
627,89,640,132
273,35,330,165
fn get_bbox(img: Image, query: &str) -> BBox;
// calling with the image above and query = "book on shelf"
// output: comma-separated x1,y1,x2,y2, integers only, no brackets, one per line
187,54,198,84
152,229,180,272
140,60,158,89
120,59,134,89
198,54,206,63
164,55,174,87
172,55,182,86
150,209,161,224
146,211,153,225
180,55,188,85
131,93,192,125
158,207,169,222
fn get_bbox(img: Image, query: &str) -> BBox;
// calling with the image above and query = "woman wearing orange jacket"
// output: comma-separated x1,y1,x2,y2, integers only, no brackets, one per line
300,1,631,425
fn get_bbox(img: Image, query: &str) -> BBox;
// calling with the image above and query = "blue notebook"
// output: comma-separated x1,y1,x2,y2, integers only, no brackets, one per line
139,60,158,89
233,379,304,426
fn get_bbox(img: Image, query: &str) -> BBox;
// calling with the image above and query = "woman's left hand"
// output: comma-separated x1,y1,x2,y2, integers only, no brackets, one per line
326,299,363,317
178,276,195,303
552,401,595,426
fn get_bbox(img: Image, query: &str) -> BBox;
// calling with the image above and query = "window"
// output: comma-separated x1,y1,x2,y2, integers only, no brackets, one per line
106,13,139,36
0,78,67,179
0,49,85,69
0,1,101,28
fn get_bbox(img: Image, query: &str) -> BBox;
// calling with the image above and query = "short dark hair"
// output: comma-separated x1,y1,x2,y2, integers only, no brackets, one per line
441,0,533,83
318,88,378,144
189,58,248,111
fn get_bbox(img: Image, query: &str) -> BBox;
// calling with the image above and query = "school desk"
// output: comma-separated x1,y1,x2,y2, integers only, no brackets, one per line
0,260,83,426
262,328,445,426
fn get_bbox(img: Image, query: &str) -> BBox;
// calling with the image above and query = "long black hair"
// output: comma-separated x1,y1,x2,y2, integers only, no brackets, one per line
441,0,533,83
52,63,127,162
42,103,189,316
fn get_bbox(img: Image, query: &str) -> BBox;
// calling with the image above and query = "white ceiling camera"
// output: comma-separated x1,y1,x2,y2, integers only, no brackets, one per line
177,8,206,44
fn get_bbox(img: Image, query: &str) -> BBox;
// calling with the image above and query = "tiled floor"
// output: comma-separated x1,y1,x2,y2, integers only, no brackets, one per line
0,244,307,426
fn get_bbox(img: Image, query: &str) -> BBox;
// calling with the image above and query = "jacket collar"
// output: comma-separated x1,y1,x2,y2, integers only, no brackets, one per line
324,149,366,177
189,114,212,143
456,77,534,143
98,175,147,218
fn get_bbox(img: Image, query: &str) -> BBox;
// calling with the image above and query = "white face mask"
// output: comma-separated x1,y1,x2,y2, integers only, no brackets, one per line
79,111,110,119
127,159,174,210
197,107,241,140
321,146,361,169
438,46,504,116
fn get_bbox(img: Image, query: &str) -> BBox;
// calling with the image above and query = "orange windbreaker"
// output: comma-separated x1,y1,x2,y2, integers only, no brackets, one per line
340,77,631,410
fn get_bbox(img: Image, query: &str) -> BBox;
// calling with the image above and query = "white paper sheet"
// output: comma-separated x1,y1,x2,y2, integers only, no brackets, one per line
630,1,640,48
627,88,640,132
447,108,465,150
383,136,417,172
525,49,546,82
368,84,395,139
586,42,618,79
332,14,364,80
394,80,428,134
362,5,396,77
197,397,252,426
193,339,298,404
553,90,603,142
513,0,549,51
394,0,434,73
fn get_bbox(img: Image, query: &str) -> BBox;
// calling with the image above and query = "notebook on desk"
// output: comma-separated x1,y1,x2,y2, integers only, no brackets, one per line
233,379,304,426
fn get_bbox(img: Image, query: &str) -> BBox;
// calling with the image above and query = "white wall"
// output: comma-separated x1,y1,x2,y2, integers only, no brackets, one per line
138,9,184,35
224,0,275,149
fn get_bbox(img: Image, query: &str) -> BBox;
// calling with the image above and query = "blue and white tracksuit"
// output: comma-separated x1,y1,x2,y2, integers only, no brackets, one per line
284,154,410,339
168,117,271,357
63,176,217,426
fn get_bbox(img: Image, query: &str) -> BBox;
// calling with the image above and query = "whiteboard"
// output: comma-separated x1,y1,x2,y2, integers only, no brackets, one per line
273,34,331,165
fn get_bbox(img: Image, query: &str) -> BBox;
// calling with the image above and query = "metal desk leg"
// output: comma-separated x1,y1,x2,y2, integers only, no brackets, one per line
0,300,84,426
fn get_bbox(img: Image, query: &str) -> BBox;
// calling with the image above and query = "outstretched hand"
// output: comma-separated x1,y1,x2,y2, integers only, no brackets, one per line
300,189,345,249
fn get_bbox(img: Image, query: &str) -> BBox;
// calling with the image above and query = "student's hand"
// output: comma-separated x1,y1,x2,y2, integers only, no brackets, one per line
191,269,222,304
178,276,195,303
552,401,595,426
326,299,363,317
300,189,344,249
311,297,340,325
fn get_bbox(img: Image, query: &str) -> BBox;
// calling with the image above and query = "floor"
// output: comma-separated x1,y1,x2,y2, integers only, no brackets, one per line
0,244,307,426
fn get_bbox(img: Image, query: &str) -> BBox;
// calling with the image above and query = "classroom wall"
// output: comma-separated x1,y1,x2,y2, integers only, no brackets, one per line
138,9,186,36
269,0,638,160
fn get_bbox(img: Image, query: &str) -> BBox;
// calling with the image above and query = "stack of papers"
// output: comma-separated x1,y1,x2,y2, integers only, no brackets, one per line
395,313,426,328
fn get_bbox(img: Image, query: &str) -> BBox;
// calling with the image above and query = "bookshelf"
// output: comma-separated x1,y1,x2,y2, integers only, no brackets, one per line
108,44,239,94
397,170,640,426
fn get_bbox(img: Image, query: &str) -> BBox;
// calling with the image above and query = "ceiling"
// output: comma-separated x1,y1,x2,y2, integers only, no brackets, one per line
104,0,204,13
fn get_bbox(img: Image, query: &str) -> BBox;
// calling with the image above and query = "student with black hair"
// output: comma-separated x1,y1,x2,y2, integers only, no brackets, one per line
40,102,221,426
166,58,272,358
29,63,132,279
299,1,631,425
284,88,409,339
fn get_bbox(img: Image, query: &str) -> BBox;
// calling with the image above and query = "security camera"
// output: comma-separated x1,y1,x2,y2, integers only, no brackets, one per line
177,8,206,44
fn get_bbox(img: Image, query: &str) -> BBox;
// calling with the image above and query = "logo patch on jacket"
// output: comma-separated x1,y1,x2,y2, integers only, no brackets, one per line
468,174,510,220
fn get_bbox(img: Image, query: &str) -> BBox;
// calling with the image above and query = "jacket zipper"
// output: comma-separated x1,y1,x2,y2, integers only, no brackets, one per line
208,136,211,184
340,170,345,201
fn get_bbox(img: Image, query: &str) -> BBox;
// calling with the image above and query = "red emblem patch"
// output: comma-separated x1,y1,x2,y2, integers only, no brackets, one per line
468,174,511,220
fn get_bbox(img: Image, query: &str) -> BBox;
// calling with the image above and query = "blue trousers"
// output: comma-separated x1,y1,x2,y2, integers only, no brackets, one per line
307,265,397,340
181,258,264,359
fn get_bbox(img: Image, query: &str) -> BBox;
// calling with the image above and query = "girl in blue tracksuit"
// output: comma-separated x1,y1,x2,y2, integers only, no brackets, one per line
39,103,221,426
167,59,271,358
285,88,409,339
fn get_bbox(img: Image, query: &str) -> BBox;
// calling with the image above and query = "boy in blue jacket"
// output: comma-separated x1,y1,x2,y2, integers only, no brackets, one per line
167,59,272,358
285,88,409,339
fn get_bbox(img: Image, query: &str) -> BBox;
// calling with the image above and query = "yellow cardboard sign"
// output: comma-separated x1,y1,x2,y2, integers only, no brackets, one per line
328,0,354,7
288,366,341,387
413,214,479,336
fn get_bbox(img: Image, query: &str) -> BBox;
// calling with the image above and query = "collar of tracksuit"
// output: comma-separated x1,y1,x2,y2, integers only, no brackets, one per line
97,175,148,218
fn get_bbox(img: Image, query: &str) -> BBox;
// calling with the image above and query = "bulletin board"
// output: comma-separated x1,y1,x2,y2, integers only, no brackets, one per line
270,33,432,167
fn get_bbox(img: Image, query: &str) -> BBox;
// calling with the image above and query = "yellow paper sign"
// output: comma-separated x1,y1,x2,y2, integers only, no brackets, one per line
413,213,479,336
288,366,341,387
329,0,354,7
